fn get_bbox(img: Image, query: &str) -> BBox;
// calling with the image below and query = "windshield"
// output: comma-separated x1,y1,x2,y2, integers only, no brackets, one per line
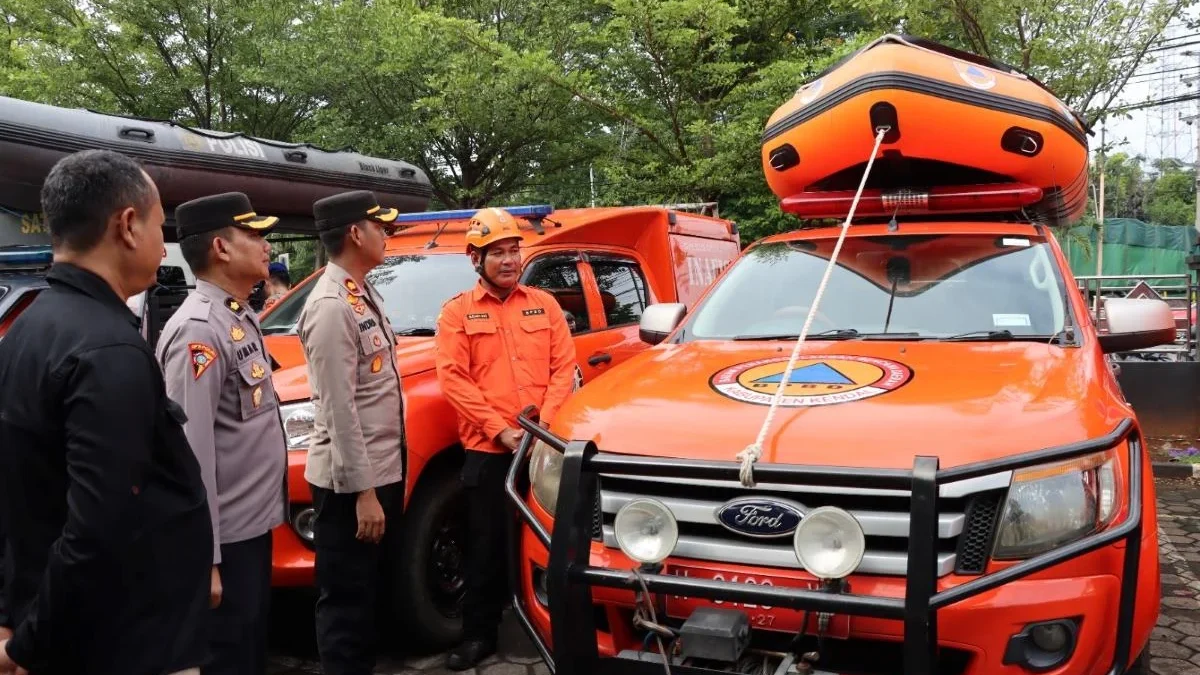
683,233,1069,341
261,253,478,335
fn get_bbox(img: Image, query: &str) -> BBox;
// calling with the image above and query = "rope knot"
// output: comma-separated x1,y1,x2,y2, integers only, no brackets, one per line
736,443,763,487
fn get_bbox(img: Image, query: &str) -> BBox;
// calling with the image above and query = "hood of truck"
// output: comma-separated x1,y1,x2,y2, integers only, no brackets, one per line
551,340,1129,471
267,335,435,403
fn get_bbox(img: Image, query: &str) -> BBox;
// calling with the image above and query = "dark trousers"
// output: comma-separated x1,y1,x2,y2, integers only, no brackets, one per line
310,481,403,675
206,532,273,675
461,450,514,643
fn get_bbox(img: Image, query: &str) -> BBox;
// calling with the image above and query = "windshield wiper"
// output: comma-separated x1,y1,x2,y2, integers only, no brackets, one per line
394,327,436,336
734,328,860,341
939,329,1070,344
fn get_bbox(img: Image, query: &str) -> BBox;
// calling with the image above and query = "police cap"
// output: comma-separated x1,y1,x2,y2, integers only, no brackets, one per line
313,190,399,232
176,192,278,239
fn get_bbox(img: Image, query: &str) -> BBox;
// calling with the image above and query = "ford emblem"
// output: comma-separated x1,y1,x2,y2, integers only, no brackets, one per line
714,497,804,538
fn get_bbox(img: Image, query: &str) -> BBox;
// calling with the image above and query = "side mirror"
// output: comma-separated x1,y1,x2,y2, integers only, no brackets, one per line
639,303,687,345
1098,297,1176,354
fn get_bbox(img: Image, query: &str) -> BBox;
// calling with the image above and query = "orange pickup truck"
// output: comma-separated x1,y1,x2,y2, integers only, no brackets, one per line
258,204,740,647
509,219,1171,675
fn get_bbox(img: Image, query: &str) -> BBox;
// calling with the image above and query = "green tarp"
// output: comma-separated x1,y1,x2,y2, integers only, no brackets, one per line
1063,218,1194,294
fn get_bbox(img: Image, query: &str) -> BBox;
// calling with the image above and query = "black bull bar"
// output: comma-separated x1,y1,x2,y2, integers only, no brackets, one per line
503,413,1145,675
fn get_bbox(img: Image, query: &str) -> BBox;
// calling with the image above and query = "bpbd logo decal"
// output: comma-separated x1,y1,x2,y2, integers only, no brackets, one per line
710,354,913,407
715,497,804,538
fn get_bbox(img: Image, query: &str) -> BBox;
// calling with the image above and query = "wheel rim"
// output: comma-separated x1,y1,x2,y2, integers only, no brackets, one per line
428,500,467,619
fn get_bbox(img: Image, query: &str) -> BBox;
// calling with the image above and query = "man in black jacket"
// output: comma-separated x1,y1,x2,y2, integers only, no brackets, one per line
0,149,213,675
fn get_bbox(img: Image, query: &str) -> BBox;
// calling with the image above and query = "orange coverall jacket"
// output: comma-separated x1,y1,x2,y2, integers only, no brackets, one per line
434,282,577,453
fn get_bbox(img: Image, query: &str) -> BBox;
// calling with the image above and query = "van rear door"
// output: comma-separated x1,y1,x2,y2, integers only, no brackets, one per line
666,214,740,309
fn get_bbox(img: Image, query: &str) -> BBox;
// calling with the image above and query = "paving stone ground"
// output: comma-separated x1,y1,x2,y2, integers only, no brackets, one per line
268,477,1200,674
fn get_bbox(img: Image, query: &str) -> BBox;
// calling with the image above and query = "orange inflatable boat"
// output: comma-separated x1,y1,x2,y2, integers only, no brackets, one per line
761,35,1090,225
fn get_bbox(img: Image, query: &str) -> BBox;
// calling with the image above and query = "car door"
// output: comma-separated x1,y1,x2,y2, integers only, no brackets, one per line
577,252,654,376
520,251,611,387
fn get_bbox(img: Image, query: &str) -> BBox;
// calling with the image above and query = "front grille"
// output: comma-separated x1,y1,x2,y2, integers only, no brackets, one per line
954,491,1004,574
591,487,603,541
596,472,1010,578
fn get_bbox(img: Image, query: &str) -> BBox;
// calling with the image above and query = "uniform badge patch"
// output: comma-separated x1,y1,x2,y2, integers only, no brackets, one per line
250,362,265,380
466,313,490,320
230,325,246,342
522,308,546,316
344,279,361,294
370,355,384,373
190,343,217,380
347,294,360,306
225,298,244,314
252,386,263,408
354,303,365,315
372,334,382,348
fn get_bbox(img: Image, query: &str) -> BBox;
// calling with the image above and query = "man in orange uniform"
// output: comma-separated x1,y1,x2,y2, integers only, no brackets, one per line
435,207,576,670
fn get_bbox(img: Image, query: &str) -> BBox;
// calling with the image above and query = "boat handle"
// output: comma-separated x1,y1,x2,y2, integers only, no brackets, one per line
1020,135,1039,154
119,126,155,143
401,168,416,178
285,150,308,163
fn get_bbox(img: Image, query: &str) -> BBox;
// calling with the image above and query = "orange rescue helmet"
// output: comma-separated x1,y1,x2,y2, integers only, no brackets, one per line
464,207,525,253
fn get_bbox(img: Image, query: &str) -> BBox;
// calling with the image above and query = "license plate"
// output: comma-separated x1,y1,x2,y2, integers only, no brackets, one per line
665,565,850,638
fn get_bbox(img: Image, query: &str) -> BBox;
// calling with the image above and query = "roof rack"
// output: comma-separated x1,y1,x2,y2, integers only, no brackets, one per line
657,202,720,217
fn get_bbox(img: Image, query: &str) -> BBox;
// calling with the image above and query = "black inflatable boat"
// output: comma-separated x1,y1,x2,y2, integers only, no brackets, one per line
0,95,432,233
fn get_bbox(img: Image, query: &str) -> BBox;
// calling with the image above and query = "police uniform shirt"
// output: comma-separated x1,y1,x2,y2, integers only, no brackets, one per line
156,279,287,564
297,263,404,494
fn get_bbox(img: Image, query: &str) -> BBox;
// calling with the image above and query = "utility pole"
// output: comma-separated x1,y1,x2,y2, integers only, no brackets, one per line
1096,124,1106,278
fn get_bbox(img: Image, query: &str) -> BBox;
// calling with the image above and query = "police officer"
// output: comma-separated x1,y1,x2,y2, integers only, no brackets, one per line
155,192,288,675
435,208,576,670
298,190,404,675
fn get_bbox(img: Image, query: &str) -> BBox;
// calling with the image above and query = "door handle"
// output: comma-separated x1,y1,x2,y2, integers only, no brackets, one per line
588,353,612,366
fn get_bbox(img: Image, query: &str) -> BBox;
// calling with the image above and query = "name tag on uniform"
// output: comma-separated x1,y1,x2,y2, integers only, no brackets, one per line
467,313,490,320
522,308,545,316
358,317,377,332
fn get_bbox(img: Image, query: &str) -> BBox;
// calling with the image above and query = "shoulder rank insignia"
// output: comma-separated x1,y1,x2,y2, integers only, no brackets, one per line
344,279,362,295
370,355,384,373
250,362,265,380
230,325,246,342
190,343,217,380
225,297,244,314
347,294,360,306
252,386,263,408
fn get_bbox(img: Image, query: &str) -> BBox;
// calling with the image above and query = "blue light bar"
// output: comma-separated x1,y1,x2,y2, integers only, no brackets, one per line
394,204,554,224
0,246,53,266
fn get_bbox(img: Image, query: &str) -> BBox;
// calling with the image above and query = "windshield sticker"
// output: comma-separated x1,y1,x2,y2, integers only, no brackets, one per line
710,355,912,407
993,313,1032,327
1001,237,1031,247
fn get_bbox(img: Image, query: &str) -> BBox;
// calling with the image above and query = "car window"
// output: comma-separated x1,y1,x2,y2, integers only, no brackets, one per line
683,234,1068,340
590,258,649,327
260,253,478,336
522,254,591,334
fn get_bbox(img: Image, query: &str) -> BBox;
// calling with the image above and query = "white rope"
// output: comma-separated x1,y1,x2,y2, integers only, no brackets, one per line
736,127,890,487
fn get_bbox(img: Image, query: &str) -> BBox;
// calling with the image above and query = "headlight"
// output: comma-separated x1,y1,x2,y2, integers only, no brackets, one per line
793,506,865,580
279,401,316,450
528,440,563,516
993,449,1119,560
614,498,678,565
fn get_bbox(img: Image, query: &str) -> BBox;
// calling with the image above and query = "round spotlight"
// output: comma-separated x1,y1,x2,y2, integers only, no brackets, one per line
1030,623,1070,652
614,498,679,565
793,506,865,580
292,507,316,543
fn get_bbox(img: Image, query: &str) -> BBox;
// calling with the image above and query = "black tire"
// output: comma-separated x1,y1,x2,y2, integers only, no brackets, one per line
393,465,468,652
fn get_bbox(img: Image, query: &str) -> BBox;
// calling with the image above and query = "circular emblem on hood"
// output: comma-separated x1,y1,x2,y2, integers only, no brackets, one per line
710,355,912,407
715,497,804,538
